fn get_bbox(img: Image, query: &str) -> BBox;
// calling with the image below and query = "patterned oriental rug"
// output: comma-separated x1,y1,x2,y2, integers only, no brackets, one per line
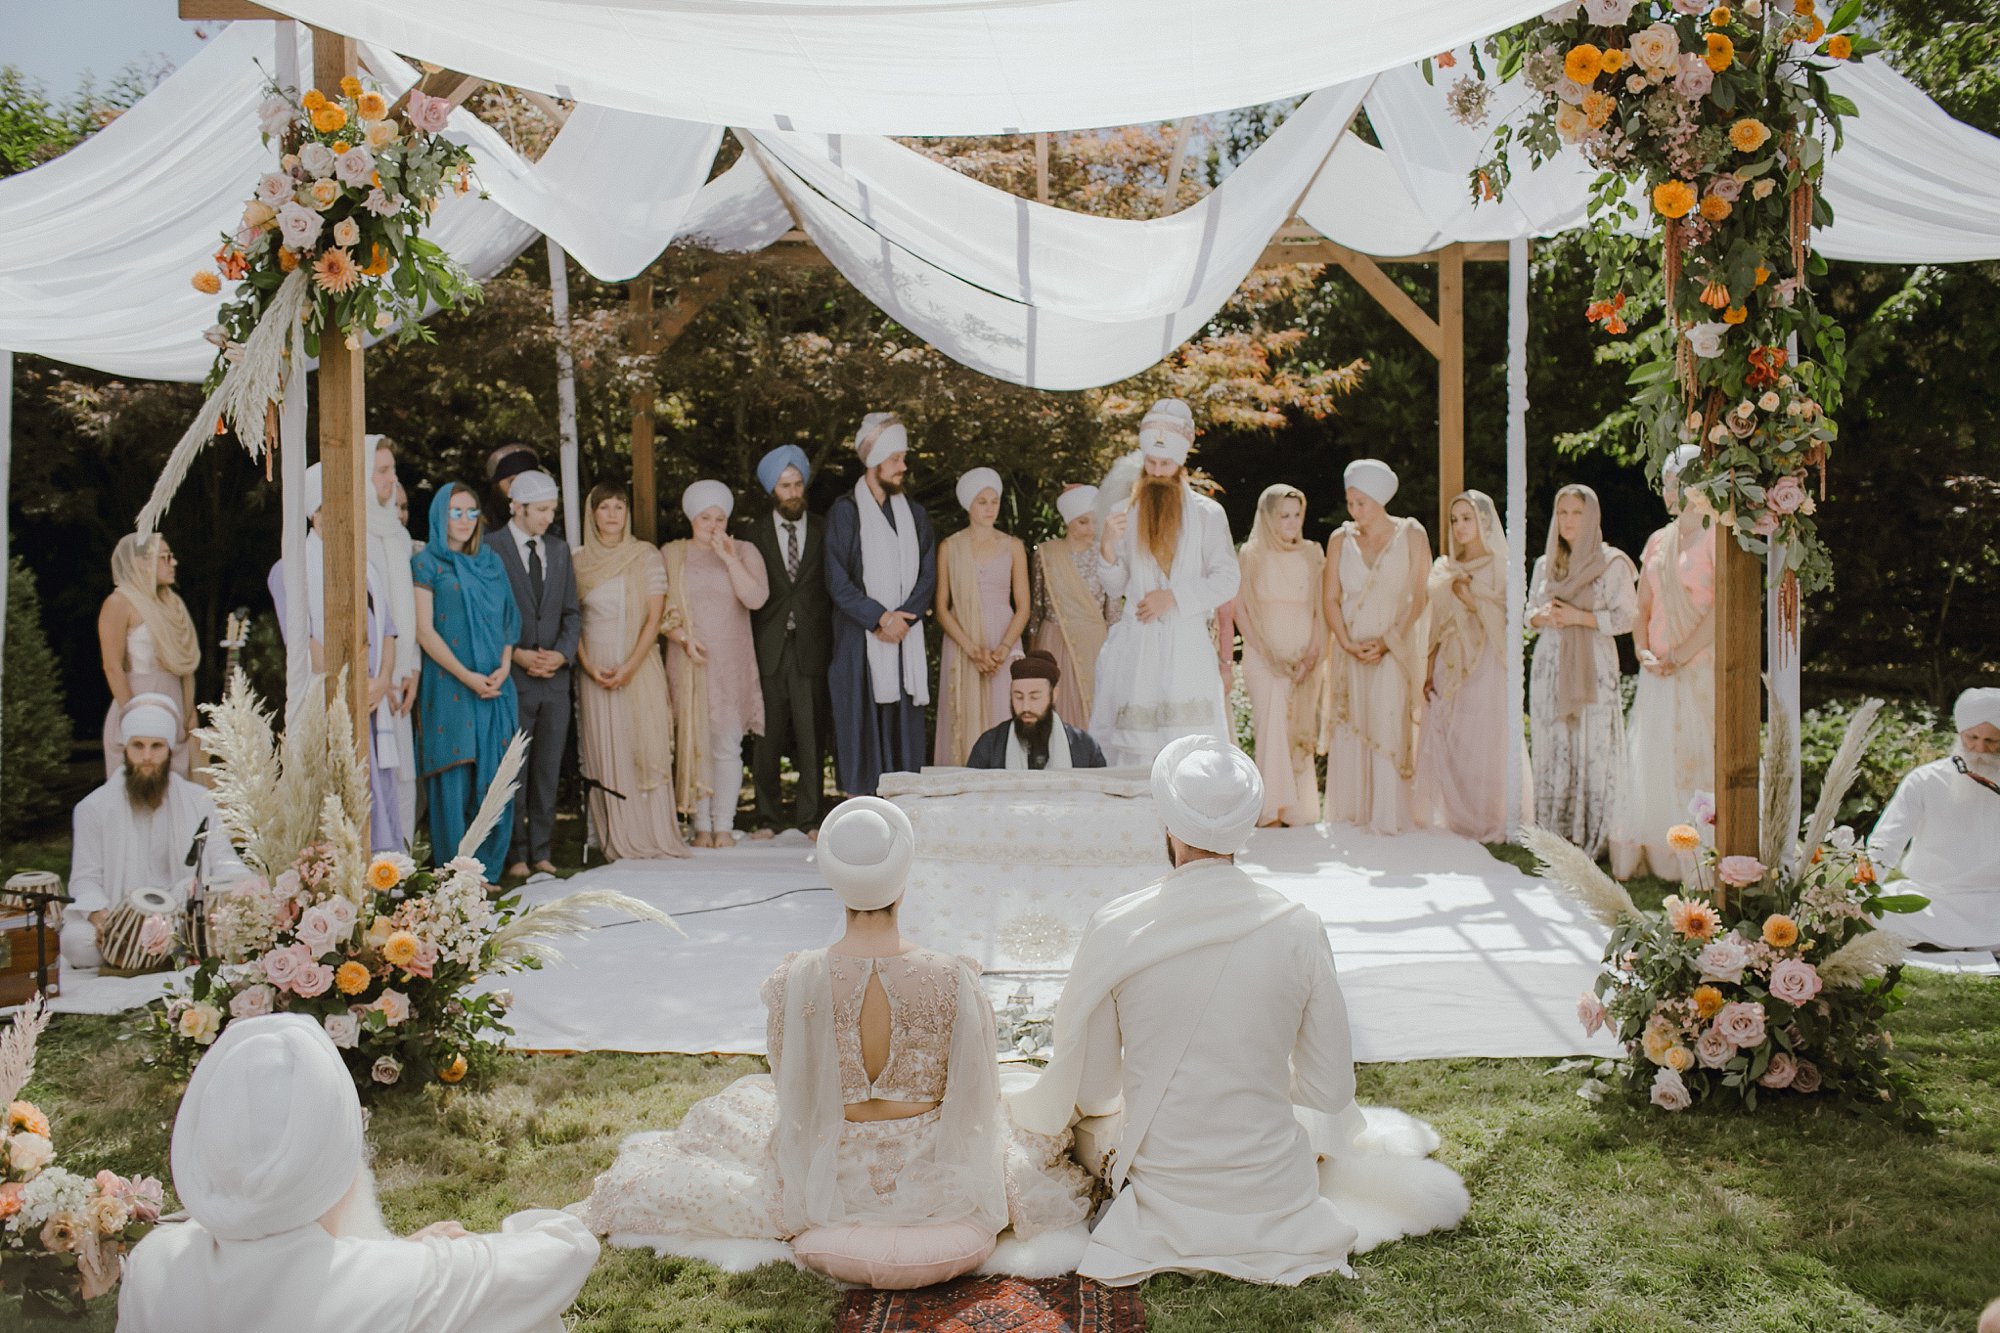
837,1275,1145,1333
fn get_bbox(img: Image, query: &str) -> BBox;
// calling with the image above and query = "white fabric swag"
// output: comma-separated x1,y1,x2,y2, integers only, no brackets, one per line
852,476,930,708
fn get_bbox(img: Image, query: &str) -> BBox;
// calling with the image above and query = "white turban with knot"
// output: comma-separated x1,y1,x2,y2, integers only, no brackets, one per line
170,1014,366,1241
816,796,916,911
1343,458,1398,507
120,693,182,746
510,469,559,505
1056,484,1098,526
855,412,909,469
680,479,735,523
955,467,1003,513
1138,399,1196,467
1956,687,2000,734
1150,734,1263,857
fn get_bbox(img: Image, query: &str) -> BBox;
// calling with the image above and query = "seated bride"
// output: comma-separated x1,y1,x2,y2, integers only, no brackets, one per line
571,796,1090,1287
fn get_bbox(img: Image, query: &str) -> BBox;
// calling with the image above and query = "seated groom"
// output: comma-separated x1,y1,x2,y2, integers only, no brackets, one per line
63,695,250,971
1867,687,2000,950
1009,736,1468,1287
965,650,1107,771
119,1014,600,1332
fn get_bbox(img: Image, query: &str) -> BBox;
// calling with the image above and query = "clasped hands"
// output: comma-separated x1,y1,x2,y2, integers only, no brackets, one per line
515,647,566,680
1343,638,1387,665
873,609,919,645
1531,598,1595,631
462,663,512,700
1638,648,1679,677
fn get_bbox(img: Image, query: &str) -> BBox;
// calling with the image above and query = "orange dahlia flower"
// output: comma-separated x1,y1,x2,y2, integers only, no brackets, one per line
1722,305,1748,325
1762,914,1800,948
1705,33,1736,71
1700,194,1733,223
1652,179,1697,219
313,246,362,294
311,104,348,134
1565,44,1604,84
1827,34,1852,59
336,960,372,995
1731,118,1772,152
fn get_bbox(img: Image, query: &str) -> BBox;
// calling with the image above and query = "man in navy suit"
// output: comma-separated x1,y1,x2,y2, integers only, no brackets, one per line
488,469,580,877
747,446,832,835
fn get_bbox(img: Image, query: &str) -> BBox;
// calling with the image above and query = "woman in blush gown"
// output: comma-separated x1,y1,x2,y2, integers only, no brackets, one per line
934,467,1029,766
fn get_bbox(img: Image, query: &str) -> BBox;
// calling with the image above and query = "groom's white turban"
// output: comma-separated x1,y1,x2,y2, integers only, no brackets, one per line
170,1014,364,1241
817,796,916,911
1956,687,2000,734
1151,735,1263,857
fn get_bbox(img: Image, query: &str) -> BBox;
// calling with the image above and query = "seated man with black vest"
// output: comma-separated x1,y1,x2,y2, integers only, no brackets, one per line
966,651,1107,771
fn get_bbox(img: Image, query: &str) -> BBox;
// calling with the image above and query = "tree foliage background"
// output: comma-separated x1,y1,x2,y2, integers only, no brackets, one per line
2,7,1994,781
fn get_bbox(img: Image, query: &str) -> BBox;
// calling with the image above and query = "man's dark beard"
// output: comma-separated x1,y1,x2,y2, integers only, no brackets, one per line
124,761,170,812
878,473,906,496
1011,710,1055,768
775,495,808,522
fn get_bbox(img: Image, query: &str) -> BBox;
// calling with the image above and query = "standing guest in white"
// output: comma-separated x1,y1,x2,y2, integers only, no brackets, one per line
97,533,200,779
118,1015,600,1332
1322,460,1432,835
368,435,422,843
1867,688,2000,950
1010,736,1469,1287
1089,399,1241,768
62,697,251,970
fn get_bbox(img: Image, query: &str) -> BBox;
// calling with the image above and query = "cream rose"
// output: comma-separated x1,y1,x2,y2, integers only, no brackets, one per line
1629,23,1682,78
1768,957,1822,1004
177,1001,223,1045
1695,1023,1736,1068
308,179,341,210
7,1130,54,1176
228,984,275,1020
332,217,361,248
334,145,376,188
1685,321,1730,359
299,142,336,180
276,201,323,250
1649,1067,1693,1111
1714,1000,1768,1049
323,1013,360,1049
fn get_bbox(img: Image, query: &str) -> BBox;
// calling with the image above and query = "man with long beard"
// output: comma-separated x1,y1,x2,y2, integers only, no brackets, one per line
1089,399,1241,768
1868,687,2000,950
62,696,249,971
966,650,1107,770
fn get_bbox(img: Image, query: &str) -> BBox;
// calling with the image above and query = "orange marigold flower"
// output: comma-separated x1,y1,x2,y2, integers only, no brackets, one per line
367,856,404,891
1793,0,1815,15
362,243,391,277
311,103,348,134
1699,278,1731,308
1711,5,1733,24
1731,117,1772,152
1652,179,1697,219
1762,914,1800,948
1601,48,1627,73
1700,194,1733,222
331,139,352,157
313,246,362,294
191,270,221,295
1705,32,1736,71
277,245,300,273
1722,305,1748,325
1827,33,1852,59
1667,824,1702,852
1564,44,1604,85
1755,264,1771,285
339,76,363,97
382,929,421,967
301,88,328,112
356,90,389,121
1806,15,1827,41
1582,91,1616,130
1692,985,1725,1019
335,960,372,995
439,1054,469,1084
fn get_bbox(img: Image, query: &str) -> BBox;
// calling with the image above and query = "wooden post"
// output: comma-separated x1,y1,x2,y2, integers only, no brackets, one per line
1713,533,1763,878
628,275,658,543
312,27,369,755
1437,242,1466,538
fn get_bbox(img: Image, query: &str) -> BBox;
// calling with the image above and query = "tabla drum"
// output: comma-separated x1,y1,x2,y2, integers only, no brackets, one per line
97,886,181,976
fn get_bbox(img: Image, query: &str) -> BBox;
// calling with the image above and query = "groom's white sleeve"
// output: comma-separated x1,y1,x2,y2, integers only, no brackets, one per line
1173,501,1242,621
1075,997,1126,1120
1289,929,1358,1115
404,1208,600,1333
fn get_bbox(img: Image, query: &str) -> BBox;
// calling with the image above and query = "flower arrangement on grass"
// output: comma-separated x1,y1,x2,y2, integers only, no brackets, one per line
1528,699,1928,1115
196,72,479,391
0,998,161,1317
1458,0,1880,597
159,674,679,1092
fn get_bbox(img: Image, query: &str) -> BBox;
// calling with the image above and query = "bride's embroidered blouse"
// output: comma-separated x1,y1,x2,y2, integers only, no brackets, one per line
761,948,979,1105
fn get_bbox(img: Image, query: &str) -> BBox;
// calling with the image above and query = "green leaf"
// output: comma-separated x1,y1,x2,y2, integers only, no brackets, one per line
1869,893,1932,915
1826,92,1859,118
1828,0,1862,33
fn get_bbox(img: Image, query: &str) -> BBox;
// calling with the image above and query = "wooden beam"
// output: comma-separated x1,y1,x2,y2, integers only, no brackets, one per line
649,270,741,345
178,0,283,17
1324,243,1443,360
628,276,658,544
1713,533,1763,886
1035,133,1051,206
1437,242,1466,536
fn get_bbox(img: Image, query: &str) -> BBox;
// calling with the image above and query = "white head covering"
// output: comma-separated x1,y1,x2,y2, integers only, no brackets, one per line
303,461,324,517
119,693,182,745
1662,444,1702,481
856,412,908,469
955,467,1002,512
1955,687,2000,734
1137,399,1196,467
1056,484,1098,526
1150,735,1263,857
510,469,559,505
170,1014,365,1242
815,796,915,911
1343,458,1398,507
680,479,735,523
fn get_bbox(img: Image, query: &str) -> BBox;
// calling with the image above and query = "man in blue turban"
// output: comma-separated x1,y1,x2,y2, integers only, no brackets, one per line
746,445,833,836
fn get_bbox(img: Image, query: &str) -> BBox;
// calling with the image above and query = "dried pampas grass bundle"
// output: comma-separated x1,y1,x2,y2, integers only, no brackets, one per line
488,890,684,969
1519,825,1644,927
1818,929,1908,987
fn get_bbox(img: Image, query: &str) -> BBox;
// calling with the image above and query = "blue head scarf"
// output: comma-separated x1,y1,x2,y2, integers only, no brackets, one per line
422,484,520,671
756,445,812,495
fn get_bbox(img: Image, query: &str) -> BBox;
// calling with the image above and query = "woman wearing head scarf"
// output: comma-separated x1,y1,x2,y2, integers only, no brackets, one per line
934,467,1029,766
574,483,690,861
1610,450,1717,881
1322,460,1433,835
1415,491,1519,842
1526,484,1638,858
1028,483,1114,726
411,484,521,878
98,533,201,777
662,480,769,847
1219,484,1325,826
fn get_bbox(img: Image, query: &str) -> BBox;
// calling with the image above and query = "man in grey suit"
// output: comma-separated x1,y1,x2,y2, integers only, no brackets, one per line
747,446,832,836
487,469,580,878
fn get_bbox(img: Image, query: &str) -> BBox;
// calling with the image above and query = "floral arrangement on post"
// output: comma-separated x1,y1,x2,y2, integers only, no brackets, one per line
0,998,163,1318
1525,699,1929,1116
1463,0,1879,599
159,674,680,1092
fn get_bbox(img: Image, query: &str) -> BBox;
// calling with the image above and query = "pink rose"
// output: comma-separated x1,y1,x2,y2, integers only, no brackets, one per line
364,187,399,217
1649,1067,1692,1112
403,939,437,980
1708,174,1743,202
1750,509,1781,537
255,172,295,208
1577,991,1607,1037
275,201,323,251
323,896,359,935
1583,0,1636,22
1698,936,1750,984
1673,53,1715,98
405,89,451,134
228,984,275,1019
292,962,335,999
1694,1023,1736,1068
260,942,307,989
1714,1000,1768,1049
324,1013,360,1048
1717,855,1767,888
375,988,411,1026
299,142,336,181
1688,791,1717,826
335,145,376,188
1767,475,1807,515
1768,958,1823,1005
138,913,175,957
256,95,295,139
1791,1059,1822,1094
296,904,340,955
1757,1050,1797,1089
371,1055,403,1085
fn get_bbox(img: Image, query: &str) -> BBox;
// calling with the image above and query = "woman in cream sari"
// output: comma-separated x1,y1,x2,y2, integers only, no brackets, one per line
98,533,200,777
1611,448,1716,880
1221,484,1325,826
575,483,689,861
1323,460,1431,835
934,468,1029,766
1416,491,1517,842
1028,484,1113,728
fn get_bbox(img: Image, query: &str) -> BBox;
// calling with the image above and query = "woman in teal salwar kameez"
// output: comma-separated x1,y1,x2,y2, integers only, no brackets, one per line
412,484,520,878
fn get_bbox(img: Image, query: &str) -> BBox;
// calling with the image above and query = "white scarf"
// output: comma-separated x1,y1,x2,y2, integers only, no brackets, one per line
366,492,420,684
301,531,397,770
1004,711,1074,770
853,476,930,707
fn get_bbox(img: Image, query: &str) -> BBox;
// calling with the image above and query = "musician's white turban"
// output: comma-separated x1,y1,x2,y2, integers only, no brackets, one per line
1663,444,1702,481
1137,399,1196,468
816,796,916,911
1151,735,1263,857
170,1014,365,1241
1343,458,1399,507
119,694,182,746
1956,688,2000,734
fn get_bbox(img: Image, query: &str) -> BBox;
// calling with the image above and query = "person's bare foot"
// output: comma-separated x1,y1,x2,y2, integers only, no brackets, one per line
532,860,558,876
750,827,776,841
805,826,819,842
692,831,714,849
504,862,530,881
714,830,738,849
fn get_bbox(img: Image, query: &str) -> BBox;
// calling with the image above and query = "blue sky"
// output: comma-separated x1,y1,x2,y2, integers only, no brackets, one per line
4,1,209,95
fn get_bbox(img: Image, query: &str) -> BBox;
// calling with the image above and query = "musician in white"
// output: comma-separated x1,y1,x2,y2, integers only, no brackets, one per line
1867,687,2000,950
61,696,248,970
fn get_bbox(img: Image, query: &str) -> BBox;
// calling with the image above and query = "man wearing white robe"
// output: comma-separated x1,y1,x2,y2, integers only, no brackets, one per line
1867,687,2000,950
119,1014,600,1332
369,435,422,839
61,697,249,970
1010,736,1467,1286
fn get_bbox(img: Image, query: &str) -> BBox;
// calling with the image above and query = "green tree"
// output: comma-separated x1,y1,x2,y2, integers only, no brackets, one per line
3,557,72,837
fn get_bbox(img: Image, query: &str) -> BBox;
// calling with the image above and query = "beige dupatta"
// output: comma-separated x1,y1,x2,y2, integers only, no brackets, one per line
1426,491,1508,704
576,527,676,794
1326,516,1429,779
110,533,201,676
940,530,990,766
1034,538,1108,717
1236,504,1327,773
660,540,709,814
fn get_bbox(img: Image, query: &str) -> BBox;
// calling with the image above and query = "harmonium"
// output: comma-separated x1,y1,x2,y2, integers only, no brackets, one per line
0,870,66,1005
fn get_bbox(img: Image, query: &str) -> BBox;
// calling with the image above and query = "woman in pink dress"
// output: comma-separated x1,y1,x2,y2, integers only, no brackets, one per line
1416,491,1517,842
934,468,1029,766
1218,484,1325,826
663,480,769,848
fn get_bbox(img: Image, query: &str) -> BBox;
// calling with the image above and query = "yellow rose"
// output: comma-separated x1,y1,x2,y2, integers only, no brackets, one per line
366,915,394,949
308,179,341,209
1665,1045,1695,1073
1642,1021,1677,1065
243,200,276,228
366,120,398,149
1555,103,1591,144
177,1001,222,1045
